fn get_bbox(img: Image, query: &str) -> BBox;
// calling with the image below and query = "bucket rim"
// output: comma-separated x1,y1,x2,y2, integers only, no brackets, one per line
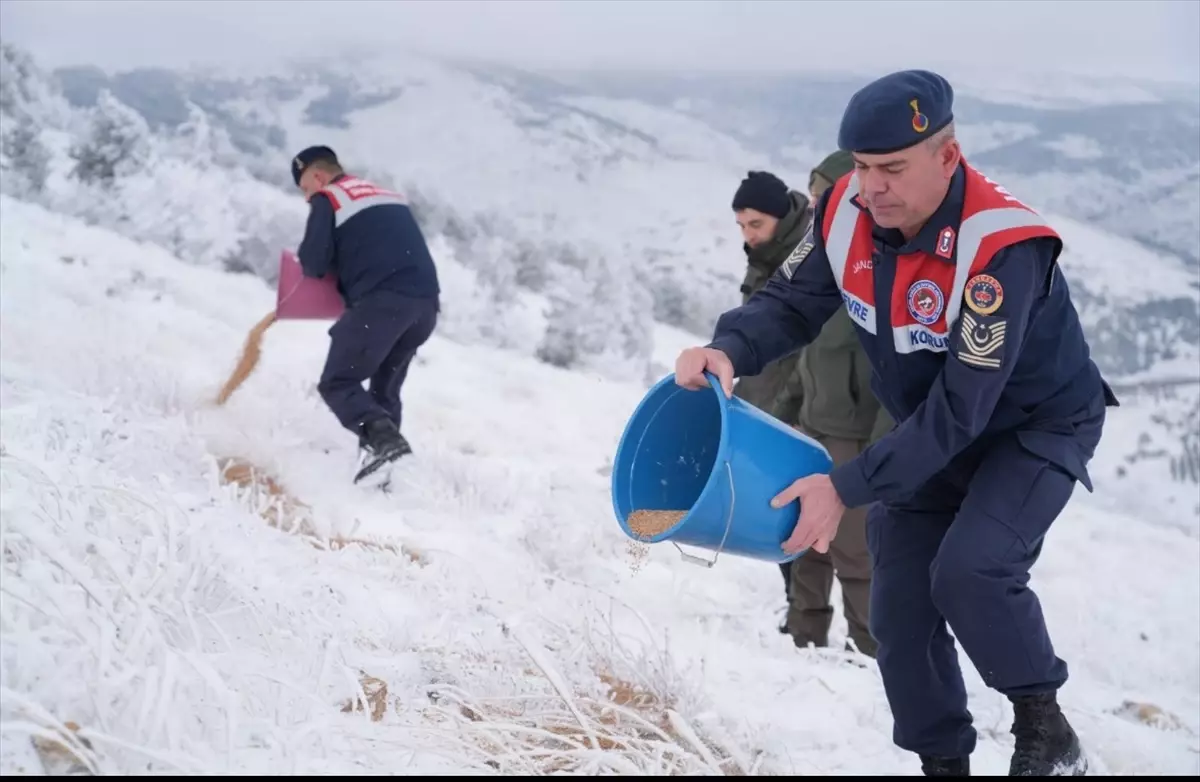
610,370,729,545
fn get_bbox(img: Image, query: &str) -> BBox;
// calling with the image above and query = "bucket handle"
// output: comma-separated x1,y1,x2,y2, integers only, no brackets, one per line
672,460,735,568
276,278,304,312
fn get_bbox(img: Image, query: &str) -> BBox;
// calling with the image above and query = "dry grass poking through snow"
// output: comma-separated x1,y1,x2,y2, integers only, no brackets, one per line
409,616,763,776
422,667,755,775
1112,701,1191,733
215,456,425,564
0,442,449,774
215,456,762,774
26,720,96,776
341,673,391,724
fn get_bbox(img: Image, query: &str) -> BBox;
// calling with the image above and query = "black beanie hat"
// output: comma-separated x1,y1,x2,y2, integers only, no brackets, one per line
731,171,791,219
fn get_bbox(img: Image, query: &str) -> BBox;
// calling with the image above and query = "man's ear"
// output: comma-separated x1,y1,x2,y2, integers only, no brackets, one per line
940,140,961,174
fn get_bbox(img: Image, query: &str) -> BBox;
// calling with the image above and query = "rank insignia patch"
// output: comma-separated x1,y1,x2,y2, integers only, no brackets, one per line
956,311,1007,370
779,226,815,280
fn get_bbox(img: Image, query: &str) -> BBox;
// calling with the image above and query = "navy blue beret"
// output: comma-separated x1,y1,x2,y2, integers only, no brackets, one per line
838,70,954,155
291,145,338,185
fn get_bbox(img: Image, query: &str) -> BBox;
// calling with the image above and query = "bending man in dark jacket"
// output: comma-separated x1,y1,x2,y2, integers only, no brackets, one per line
677,70,1116,776
292,145,441,485
727,171,813,627
770,150,893,658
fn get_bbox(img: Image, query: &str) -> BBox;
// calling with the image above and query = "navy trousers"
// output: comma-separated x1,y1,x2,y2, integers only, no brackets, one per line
318,291,438,437
866,434,1088,759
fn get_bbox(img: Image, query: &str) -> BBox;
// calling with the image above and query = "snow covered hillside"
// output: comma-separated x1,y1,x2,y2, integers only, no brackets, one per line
3,42,1197,497
2,196,1198,775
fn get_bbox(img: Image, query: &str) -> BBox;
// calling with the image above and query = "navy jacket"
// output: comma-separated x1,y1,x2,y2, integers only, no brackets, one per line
708,163,1118,510
298,174,440,305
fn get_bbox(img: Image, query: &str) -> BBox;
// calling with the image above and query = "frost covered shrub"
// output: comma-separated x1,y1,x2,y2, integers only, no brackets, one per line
68,90,152,187
537,247,654,378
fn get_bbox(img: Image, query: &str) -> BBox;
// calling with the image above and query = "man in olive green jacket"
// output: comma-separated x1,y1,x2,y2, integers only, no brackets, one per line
728,171,814,611
770,150,894,658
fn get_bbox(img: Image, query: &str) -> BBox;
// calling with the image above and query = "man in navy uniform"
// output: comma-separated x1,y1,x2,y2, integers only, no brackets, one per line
674,71,1117,776
292,146,441,485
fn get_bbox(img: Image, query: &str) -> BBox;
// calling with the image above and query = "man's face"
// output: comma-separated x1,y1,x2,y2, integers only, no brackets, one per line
735,208,779,249
298,167,331,200
853,137,961,233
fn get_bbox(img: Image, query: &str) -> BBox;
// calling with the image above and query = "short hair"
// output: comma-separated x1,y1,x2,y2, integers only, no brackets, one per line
307,156,343,175
925,121,957,151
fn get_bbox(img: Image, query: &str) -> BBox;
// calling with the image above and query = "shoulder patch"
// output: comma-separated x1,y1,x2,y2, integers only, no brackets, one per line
779,226,815,281
965,274,1004,316
955,311,1007,370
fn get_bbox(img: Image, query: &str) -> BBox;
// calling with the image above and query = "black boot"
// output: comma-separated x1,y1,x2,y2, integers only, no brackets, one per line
921,755,970,776
1008,693,1087,776
778,562,792,634
354,418,411,484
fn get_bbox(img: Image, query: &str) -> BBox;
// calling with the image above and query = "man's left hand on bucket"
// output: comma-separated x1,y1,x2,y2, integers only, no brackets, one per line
772,474,844,555
674,346,735,398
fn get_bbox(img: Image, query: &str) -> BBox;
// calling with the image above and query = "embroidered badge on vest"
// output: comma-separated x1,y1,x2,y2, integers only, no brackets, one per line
906,280,945,326
965,274,1004,316
956,311,1006,370
779,226,815,281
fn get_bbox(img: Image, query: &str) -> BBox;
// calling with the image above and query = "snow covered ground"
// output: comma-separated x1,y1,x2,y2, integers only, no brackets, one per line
1,195,1198,775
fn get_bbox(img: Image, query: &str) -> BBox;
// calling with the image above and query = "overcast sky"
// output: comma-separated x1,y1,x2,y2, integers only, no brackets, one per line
1,0,1196,84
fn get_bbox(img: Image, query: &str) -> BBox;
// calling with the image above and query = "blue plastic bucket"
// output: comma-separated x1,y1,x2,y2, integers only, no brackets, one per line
611,371,834,566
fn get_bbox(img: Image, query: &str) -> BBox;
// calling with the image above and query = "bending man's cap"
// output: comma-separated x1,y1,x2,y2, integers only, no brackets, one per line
291,145,338,185
838,70,954,155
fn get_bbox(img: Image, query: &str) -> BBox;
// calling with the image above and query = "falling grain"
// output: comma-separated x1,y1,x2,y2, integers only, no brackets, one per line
215,310,277,406
628,509,686,539
623,509,687,573
625,540,650,574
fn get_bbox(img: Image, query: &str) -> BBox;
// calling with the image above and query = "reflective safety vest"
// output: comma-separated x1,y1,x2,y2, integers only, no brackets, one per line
821,163,1060,357
318,176,409,229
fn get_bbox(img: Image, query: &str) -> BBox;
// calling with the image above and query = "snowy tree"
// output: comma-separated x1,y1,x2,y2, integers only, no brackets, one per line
219,202,309,279
0,44,41,119
0,45,68,198
511,238,550,292
168,103,240,169
69,90,153,187
467,236,531,350
537,262,591,369
537,244,654,380
647,262,690,330
586,254,655,377
0,114,50,196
